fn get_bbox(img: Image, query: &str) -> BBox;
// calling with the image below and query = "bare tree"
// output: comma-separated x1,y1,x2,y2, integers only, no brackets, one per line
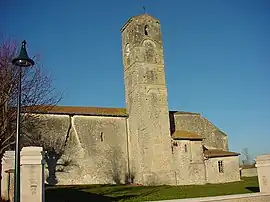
241,148,252,165
0,36,61,171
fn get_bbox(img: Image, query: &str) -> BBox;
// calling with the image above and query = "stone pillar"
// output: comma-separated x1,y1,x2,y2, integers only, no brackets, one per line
256,154,270,193
20,147,45,202
1,151,15,201
6,169,14,202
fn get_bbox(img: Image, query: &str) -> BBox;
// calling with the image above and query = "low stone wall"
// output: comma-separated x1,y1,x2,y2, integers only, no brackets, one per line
149,193,270,202
240,168,257,177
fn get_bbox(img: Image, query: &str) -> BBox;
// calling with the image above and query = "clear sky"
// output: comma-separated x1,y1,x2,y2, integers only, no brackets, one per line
1,0,270,158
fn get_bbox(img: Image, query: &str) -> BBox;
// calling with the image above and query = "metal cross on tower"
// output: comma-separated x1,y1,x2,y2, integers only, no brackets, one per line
143,6,146,13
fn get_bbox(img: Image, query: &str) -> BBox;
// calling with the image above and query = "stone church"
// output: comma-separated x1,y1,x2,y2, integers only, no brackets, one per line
25,13,240,186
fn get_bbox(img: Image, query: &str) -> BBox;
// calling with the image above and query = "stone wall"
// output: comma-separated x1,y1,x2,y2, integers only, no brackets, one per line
256,154,270,193
173,140,206,185
1,151,15,201
205,156,240,184
25,114,128,185
240,168,257,177
23,111,238,186
172,113,228,151
121,14,176,185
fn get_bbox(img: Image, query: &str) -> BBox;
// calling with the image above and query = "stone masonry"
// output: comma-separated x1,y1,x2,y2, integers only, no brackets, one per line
1,147,45,202
256,154,270,193
1,151,15,201
205,156,240,184
20,147,45,202
121,14,175,185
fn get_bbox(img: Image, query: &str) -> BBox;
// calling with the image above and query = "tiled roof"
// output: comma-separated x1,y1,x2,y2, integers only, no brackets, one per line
204,149,240,158
22,105,127,117
172,130,204,140
22,105,198,118
173,111,200,115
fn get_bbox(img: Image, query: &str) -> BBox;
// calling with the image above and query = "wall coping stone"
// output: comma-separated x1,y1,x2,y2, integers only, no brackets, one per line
256,163,270,168
21,147,45,165
1,151,15,165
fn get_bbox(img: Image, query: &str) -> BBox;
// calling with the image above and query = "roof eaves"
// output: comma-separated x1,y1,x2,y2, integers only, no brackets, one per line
204,149,240,158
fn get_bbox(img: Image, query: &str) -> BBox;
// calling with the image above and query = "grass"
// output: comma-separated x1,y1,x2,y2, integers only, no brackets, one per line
45,177,259,202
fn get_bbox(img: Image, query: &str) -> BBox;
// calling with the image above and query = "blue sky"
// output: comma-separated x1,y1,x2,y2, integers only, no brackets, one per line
1,0,270,158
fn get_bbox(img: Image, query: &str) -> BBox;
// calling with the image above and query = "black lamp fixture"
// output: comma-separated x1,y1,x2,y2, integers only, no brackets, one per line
12,40,35,67
12,40,34,202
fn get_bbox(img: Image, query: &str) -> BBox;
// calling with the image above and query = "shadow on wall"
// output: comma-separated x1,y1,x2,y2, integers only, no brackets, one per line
108,146,135,185
22,114,72,185
45,151,61,185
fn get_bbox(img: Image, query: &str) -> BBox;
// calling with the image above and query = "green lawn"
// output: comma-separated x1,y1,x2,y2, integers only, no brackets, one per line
45,177,259,202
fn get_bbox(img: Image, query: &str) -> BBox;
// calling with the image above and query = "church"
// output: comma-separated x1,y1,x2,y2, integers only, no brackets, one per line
25,13,240,186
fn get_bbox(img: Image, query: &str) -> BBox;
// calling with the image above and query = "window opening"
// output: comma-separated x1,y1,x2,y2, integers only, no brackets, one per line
144,25,149,35
184,144,187,152
100,132,104,142
218,160,224,173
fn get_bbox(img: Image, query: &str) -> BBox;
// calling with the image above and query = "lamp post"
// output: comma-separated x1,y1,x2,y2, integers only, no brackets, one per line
11,40,34,202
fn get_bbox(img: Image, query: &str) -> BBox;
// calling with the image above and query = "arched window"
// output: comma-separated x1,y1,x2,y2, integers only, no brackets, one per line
144,25,149,35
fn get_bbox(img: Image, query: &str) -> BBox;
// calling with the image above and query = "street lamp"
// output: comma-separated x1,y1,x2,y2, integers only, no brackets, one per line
12,40,34,202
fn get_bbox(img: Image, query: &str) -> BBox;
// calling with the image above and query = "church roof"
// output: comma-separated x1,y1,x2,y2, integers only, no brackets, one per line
22,105,127,117
204,148,240,158
171,111,201,116
22,105,199,117
172,130,204,140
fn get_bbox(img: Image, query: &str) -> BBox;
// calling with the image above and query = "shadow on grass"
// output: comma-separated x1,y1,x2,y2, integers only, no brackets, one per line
45,185,137,202
245,186,260,193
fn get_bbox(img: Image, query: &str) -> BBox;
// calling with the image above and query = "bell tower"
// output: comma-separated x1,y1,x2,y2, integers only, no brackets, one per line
121,14,176,185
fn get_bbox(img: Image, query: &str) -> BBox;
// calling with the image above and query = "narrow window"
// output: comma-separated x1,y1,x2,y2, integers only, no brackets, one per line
184,144,187,152
144,25,149,35
100,132,104,142
218,160,224,173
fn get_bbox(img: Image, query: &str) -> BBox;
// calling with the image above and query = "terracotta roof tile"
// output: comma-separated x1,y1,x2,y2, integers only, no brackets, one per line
22,105,199,118
22,105,127,117
204,149,240,158
172,130,204,140
171,111,200,115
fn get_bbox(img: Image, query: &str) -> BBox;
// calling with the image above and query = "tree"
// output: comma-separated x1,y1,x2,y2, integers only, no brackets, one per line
0,36,61,164
241,148,252,165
